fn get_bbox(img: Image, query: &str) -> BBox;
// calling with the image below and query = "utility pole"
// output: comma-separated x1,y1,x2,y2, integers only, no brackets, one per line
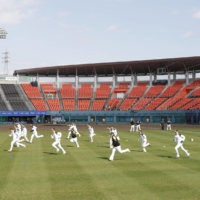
0,28,7,39
2,50,9,75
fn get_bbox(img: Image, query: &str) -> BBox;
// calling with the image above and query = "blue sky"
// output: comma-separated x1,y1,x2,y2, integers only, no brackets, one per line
0,0,200,75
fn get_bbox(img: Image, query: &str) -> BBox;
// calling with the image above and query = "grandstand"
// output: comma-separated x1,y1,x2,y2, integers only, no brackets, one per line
0,56,199,124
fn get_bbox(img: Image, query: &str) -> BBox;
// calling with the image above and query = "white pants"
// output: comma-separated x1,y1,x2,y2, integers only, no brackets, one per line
30,132,44,143
22,130,29,142
141,141,150,152
52,141,66,154
130,125,135,132
70,137,79,147
136,125,141,132
9,139,26,151
167,124,171,130
89,133,95,142
175,143,189,157
109,146,130,161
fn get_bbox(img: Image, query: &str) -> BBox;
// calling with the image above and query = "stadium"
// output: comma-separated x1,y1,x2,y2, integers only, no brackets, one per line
1,1,200,200
0,55,199,124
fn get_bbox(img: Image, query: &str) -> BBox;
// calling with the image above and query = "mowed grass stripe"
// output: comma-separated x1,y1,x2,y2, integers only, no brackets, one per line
0,136,53,200
65,137,159,200
41,133,107,200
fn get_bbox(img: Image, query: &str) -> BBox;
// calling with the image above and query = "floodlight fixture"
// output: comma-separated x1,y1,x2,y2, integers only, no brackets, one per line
0,28,7,39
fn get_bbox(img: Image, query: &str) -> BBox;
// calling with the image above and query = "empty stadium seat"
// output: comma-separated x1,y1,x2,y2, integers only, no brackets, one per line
145,85,165,98
128,82,148,98
21,84,42,98
92,100,106,110
31,99,47,111
132,98,151,110
78,100,90,110
78,84,93,98
60,84,75,98
119,99,137,110
47,99,61,111
145,98,167,110
62,99,75,111
95,83,111,98
40,83,57,94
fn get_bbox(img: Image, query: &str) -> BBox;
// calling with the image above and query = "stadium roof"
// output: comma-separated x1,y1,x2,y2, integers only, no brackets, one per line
13,56,200,77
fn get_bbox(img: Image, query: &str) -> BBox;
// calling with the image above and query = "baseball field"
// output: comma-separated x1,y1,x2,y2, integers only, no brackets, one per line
0,123,199,200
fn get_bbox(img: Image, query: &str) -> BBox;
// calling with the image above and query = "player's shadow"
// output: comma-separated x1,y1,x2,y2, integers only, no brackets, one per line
66,145,74,147
98,157,109,160
131,150,142,152
158,155,172,159
43,152,57,155
97,146,110,148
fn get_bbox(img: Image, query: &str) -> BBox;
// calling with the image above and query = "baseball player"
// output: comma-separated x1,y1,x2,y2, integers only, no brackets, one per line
136,119,141,132
69,128,80,148
51,128,66,154
109,132,130,161
29,124,44,143
8,128,26,152
87,124,96,142
174,130,190,158
130,118,135,132
167,118,172,130
138,130,150,152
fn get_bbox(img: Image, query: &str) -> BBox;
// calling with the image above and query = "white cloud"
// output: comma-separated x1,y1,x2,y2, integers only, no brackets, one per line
192,10,200,18
172,10,180,15
0,0,40,24
182,31,194,38
107,24,118,31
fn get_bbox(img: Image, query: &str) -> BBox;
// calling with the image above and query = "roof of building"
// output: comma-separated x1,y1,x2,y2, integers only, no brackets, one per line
13,56,200,77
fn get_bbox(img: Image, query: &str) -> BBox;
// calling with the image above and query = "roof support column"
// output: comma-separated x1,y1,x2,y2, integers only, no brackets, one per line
131,74,134,87
134,73,137,86
94,74,97,89
173,72,176,81
56,69,59,88
16,73,19,83
36,73,40,86
154,73,157,83
185,71,189,85
113,74,117,88
149,73,152,87
192,70,196,80
168,72,171,86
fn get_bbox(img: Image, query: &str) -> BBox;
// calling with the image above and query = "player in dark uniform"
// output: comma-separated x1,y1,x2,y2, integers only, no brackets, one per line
160,119,164,130
109,132,130,161
130,118,135,132
69,128,80,148
167,118,172,130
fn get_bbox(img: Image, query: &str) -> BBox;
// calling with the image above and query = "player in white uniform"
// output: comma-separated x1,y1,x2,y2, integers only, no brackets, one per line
29,124,44,143
109,132,130,161
21,124,29,142
174,130,190,158
8,128,26,152
67,123,81,138
138,130,150,152
69,128,80,148
87,124,96,142
51,128,66,154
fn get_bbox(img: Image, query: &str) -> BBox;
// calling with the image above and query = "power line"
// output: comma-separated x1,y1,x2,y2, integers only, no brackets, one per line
0,28,7,39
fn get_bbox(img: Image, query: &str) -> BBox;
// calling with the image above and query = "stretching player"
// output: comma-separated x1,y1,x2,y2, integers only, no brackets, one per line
8,128,26,152
67,123,81,139
174,130,190,159
87,124,96,142
51,128,66,154
109,132,130,161
138,130,150,152
69,128,80,148
29,124,44,143
107,126,119,148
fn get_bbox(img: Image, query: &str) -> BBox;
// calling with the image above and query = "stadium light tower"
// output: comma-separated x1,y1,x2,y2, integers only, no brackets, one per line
0,28,7,39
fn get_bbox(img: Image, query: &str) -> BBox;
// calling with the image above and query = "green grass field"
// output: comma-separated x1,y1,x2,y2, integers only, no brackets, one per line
0,124,200,200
